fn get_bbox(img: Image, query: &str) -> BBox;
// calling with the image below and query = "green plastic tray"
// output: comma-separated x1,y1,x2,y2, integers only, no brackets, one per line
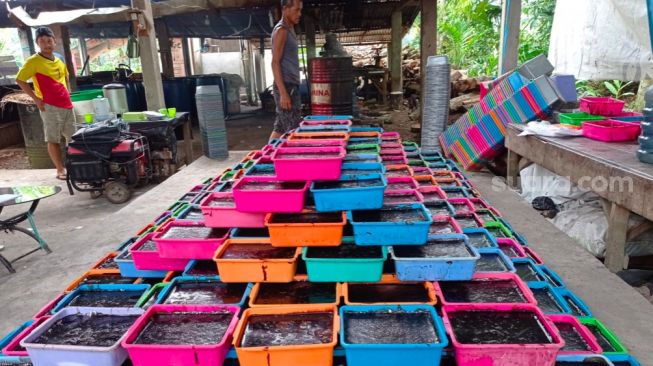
559,112,605,127
302,246,388,282
579,317,628,355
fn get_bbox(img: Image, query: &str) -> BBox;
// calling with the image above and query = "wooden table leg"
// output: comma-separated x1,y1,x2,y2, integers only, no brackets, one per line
506,149,521,189
183,119,193,166
604,202,630,273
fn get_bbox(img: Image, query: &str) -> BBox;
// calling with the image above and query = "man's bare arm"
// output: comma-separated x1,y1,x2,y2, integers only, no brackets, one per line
272,27,292,110
16,80,45,111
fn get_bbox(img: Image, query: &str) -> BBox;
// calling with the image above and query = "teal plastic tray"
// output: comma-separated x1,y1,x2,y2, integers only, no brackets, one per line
302,246,388,282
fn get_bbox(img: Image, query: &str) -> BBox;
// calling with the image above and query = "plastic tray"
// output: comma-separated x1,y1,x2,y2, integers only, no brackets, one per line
301,119,352,127
155,277,251,307
339,162,385,179
497,238,527,259
213,240,301,283
302,246,388,283
383,190,424,205
391,234,480,281
154,220,229,260
548,314,602,356
553,287,593,318
115,247,170,279
280,139,346,149
463,228,499,250
578,318,629,357
311,175,387,212
232,177,309,213
272,147,345,181
476,249,516,274
91,252,121,273
21,307,144,366
342,280,437,306
339,305,448,366
199,193,267,228
122,304,240,366
233,305,339,366
297,125,351,133
2,317,48,356
52,284,151,313
527,282,572,314
582,119,640,142
579,97,625,116
442,303,564,366
386,177,419,192
266,212,346,247
347,204,432,246
135,283,168,309
182,260,221,280
559,112,605,127
419,186,448,203
433,272,537,306
130,233,190,271
249,282,342,308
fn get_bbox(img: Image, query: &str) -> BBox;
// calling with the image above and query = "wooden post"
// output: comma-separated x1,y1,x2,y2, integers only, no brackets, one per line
78,37,89,76
59,26,77,91
259,37,267,90
17,27,35,60
155,20,175,78
605,202,631,273
390,8,403,108
241,40,254,105
181,37,193,76
498,0,522,75
133,0,166,110
420,0,437,125
305,14,317,60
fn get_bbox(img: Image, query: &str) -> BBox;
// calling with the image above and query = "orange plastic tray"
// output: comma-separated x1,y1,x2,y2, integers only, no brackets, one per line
265,212,346,247
288,131,349,142
234,305,339,366
413,175,437,186
213,240,301,283
342,279,437,306
248,282,342,308
90,252,120,273
385,164,414,177
349,131,381,139
64,270,141,293
162,271,179,283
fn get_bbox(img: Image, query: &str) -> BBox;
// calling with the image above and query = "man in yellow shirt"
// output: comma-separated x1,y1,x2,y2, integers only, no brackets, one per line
16,27,75,180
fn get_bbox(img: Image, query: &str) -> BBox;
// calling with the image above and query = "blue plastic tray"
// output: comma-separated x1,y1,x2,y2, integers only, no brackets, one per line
527,282,571,314
245,163,276,177
442,187,471,198
391,234,480,281
116,246,169,278
304,115,353,121
538,264,566,288
606,354,641,365
476,248,516,273
155,277,251,307
51,284,151,313
311,174,387,212
0,321,33,354
340,304,448,366
511,258,548,283
297,125,351,132
553,287,593,318
348,204,433,246
340,162,386,179
463,228,499,249
350,126,383,133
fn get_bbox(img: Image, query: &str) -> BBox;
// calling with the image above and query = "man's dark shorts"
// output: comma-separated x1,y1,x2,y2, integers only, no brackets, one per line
273,83,302,134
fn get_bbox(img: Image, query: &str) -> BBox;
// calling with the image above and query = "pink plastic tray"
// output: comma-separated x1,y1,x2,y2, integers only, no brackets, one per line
381,132,402,142
2,316,50,356
523,247,544,265
433,272,537,307
300,119,352,127
380,142,402,149
383,190,424,205
548,314,603,355
380,148,405,156
272,147,345,181
153,221,230,260
582,119,641,142
418,186,448,202
447,198,475,214
386,176,419,192
579,97,625,116
232,177,309,213
279,140,345,148
200,193,267,228
130,233,190,271
497,238,527,259
123,304,240,366
33,294,65,320
430,216,463,235
442,303,564,366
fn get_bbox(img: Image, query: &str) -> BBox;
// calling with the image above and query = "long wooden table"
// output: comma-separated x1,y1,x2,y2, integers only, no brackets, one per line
505,123,653,272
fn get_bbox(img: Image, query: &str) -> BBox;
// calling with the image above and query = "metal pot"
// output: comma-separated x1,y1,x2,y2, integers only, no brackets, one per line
103,84,129,116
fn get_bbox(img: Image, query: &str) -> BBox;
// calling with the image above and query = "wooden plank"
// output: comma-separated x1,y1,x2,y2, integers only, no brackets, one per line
605,203,630,272
420,0,437,125
506,148,521,188
498,0,522,74
505,124,653,222
134,0,166,111
390,8,403,107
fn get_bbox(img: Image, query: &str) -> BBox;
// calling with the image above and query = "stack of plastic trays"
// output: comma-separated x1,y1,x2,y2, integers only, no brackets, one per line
196,85,229,159
421,56,451,152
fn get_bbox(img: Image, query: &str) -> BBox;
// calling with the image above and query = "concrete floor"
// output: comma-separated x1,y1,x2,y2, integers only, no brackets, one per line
0,156,652,364
468,171,653,364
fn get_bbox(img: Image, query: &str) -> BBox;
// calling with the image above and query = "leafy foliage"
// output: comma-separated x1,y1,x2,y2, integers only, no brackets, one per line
406,0,556,77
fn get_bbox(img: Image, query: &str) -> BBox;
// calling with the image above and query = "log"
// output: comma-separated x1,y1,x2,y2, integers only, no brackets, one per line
450,93,480,111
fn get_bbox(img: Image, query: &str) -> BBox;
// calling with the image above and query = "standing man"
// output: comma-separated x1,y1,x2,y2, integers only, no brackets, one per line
269,0,303,140
16,27,75,180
